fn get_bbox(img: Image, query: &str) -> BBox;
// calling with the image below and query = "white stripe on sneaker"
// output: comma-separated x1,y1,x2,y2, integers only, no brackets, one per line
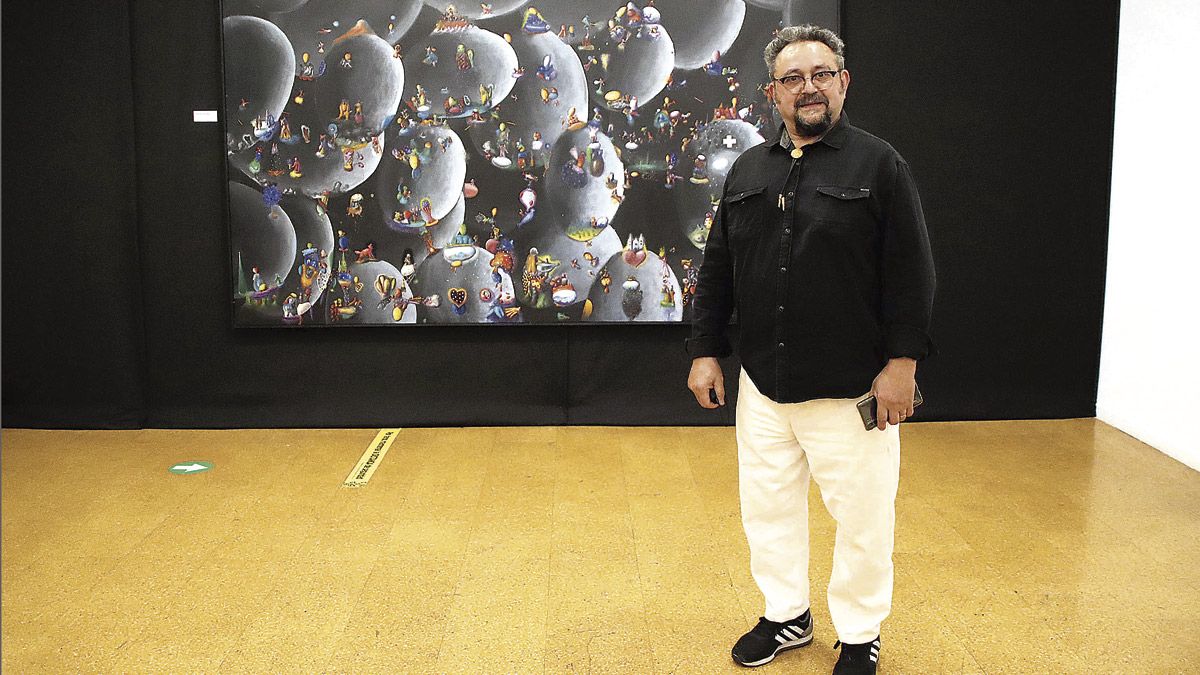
780,628,797,640
775,634,789,644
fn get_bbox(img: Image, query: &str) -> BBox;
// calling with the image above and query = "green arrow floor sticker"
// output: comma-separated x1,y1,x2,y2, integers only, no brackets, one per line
169,461,214,475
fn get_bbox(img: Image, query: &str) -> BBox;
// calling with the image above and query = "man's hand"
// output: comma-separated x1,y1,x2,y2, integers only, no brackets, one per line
688,357,725,409
871,357,917,430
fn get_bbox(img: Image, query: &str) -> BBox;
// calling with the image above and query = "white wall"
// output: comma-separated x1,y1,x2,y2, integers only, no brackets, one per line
1098,0,1200,470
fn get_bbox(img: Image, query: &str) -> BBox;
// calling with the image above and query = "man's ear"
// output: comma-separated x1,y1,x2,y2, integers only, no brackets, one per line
765,81,776,103
841,69,851,92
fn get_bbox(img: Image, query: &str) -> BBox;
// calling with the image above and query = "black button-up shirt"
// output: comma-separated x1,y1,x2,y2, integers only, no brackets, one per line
687,113,936,403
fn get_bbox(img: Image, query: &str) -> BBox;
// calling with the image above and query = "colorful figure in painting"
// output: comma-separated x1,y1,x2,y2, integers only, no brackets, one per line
262,183,283,212
455,44,474,71
623,233,647,267
299,52,315,80
297,244,324,302
400,249,417,285
522,7,551,34
537,54,556,81
354,242,376,263
659,276,676,308
447,287,468,316
442,223,478,268
375,274,438,321
329,272,363,320
520,247,559,309
550,274,577,308
621,276,642,320
690,154,710,184
282,293,301,323
680,258,698,309
561,147,588,189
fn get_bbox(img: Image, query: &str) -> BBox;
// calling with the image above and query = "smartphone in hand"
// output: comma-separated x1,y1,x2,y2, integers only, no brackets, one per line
856,385,924,431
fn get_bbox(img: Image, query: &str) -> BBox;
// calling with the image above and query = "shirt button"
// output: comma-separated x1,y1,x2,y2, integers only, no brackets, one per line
784,228,791,234
780,267,787,273
778,342,785,348
787,191,794,197
778,305,785,312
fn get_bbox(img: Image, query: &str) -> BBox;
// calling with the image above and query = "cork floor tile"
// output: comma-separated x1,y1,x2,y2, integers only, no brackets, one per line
3,422,1199,672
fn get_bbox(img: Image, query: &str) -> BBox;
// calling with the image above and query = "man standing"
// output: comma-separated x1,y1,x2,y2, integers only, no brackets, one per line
686,25,936,675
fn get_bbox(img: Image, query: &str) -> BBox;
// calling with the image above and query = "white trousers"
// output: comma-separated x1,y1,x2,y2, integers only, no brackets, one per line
736,368,901,644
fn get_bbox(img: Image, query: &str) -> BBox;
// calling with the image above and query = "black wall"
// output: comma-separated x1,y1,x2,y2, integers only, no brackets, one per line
2,1,1119,428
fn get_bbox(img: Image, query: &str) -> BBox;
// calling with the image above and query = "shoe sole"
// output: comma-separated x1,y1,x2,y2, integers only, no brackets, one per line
732,634,814,667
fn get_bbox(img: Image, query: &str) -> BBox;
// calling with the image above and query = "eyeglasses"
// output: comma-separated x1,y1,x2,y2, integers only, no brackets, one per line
772,70,842,93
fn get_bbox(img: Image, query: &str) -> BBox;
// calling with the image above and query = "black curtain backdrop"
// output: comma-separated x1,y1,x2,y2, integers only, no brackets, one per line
1,1,1118,429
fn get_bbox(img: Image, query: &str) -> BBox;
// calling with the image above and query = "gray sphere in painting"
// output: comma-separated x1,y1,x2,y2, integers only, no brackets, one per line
783,0,840,29
584,243,684,322
673,118,764,249
223,16,296,154
588,21,675,113
348,260,418,324
654,0,745,70
307,33,404,137
230,32,401,197
423,0,527,19
466,31,589,172
512,213,623,310
271,0,424,70
377,122,466,230
542,127,626,242
230,182,299,300
410,243,507,323
230,112,387,198
278,194,335,308
404,25,518,119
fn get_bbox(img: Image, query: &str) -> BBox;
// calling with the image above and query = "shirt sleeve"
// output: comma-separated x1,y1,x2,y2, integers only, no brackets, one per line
881,158,937,360
686,170,737,359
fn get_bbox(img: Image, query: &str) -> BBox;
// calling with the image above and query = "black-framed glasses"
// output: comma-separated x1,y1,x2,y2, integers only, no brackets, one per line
772,70,842,93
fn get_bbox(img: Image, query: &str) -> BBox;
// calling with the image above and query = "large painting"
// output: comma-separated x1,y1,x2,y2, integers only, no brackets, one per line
223,0,839,325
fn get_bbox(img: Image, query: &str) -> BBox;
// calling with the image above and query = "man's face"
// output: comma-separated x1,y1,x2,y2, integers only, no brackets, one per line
770,41,850,137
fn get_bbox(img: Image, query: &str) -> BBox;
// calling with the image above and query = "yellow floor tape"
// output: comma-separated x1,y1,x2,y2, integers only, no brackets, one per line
343,428,401,487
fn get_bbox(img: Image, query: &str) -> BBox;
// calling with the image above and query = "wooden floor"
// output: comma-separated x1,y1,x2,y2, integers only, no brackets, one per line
2,420,1198,673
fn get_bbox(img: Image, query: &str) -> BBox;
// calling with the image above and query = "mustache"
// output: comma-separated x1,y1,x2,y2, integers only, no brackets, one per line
797,93,828,106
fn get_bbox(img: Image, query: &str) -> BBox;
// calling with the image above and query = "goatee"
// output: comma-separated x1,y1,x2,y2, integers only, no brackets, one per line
793,93,833,136
794,109,833,136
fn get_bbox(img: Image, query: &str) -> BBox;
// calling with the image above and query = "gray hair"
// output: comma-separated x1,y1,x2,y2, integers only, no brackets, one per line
764,24,846,77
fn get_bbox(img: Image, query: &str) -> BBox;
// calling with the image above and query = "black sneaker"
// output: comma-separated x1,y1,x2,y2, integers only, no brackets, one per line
731,610,814,667
832,636,881,674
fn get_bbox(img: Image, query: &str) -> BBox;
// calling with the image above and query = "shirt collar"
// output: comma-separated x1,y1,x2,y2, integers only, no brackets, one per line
776,111,851,152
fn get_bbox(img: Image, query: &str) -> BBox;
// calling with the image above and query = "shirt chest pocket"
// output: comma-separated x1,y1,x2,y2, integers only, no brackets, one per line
723,186,767,244
811,185,875,236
